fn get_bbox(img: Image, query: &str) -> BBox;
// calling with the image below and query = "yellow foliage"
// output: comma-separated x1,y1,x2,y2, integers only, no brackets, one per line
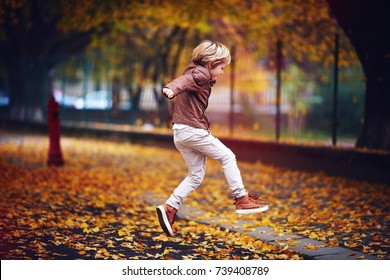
0,132,388,260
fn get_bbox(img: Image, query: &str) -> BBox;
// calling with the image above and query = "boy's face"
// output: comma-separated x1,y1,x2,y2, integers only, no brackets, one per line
208,63,227,80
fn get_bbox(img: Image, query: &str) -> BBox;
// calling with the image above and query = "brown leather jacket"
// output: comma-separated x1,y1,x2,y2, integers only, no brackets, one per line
164,63,215,130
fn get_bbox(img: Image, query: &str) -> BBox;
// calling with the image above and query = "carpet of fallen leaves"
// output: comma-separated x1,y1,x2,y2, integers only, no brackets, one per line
0,131,389,260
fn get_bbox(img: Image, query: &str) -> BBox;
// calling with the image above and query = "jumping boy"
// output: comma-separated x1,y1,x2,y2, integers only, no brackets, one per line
157,40,268,236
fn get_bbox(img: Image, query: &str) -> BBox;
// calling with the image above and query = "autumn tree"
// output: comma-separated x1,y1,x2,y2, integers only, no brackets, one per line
3,0,387,150
0,0,240,116
326,0,390,150
90,0,245,112
0,0,126,119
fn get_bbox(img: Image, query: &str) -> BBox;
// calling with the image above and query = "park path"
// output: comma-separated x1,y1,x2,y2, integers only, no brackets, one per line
0,131,388,260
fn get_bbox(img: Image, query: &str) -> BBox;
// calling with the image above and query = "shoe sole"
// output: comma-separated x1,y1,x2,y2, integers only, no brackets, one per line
156,205,173,236
236,205,269,214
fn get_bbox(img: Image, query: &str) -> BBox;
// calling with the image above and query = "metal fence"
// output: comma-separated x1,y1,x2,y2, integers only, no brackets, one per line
0,44,364,147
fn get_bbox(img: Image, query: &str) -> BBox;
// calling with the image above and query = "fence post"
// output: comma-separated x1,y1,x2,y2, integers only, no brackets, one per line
332,33,339,146
104,56,110,124
229,44,236,137
275,39,282,141
81,60,91,123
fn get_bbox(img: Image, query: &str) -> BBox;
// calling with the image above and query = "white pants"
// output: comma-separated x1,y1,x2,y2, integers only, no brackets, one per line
166,126,247,210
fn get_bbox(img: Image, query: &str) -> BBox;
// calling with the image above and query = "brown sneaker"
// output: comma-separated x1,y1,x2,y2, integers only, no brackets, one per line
156,204,177,236
234,193,269,214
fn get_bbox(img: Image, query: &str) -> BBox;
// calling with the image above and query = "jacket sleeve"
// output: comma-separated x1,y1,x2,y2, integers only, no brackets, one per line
164,67,210,97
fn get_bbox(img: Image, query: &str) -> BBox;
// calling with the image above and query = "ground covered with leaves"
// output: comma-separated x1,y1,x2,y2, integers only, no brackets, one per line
0,131,389,260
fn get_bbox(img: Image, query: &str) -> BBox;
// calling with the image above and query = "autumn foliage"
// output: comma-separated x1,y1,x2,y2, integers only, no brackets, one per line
0,132,388,260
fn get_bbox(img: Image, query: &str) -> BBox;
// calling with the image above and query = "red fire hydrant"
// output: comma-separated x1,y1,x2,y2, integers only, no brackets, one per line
47,94,64,166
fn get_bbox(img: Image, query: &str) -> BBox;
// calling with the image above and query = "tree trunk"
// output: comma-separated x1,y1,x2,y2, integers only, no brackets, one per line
111,76,121,117
356,69,390,149
326,0,390,150
7,58,51,122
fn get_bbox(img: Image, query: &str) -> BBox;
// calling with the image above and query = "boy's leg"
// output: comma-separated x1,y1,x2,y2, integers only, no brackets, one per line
157,127,206,235
165,136,207,210
160,127,267,219
195,134,268,213
186,130,247,198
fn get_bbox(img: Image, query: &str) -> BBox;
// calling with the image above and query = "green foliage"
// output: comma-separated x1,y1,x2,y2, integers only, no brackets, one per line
306,66,365,135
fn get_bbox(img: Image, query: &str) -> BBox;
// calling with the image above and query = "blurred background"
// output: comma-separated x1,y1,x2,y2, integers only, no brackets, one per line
0,0,364,146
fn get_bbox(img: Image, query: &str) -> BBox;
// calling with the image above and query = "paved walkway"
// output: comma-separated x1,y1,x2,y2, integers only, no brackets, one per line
1,130,385,260
144,192,378,260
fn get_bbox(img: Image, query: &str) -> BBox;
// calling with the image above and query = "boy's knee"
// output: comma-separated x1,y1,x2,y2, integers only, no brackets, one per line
221,149,236,165
188,171,205,186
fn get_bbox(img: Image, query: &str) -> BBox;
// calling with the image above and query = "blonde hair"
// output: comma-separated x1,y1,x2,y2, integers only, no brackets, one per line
191,40,231,68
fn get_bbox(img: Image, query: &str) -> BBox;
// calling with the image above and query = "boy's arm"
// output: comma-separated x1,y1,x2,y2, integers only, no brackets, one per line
162,67,210,99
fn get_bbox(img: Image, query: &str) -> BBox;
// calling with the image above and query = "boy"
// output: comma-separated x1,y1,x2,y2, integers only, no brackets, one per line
157,40,268,236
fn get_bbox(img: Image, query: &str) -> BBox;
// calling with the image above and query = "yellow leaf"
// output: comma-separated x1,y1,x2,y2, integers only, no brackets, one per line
153,234,169,242
30,222,40,229
291,254,300,260
241,235,252,243
50,240,62,246
287,215,298,223
303,243,318,250
112,254,122,260
124,236,133,241
254,240,263,248
328,238,339,247
91,227,100,232
85,246,97,251
242,223,255,228
65,218,74,227
278,254,288,260
375,250,387,255
287,240,301,246
97,248,109,257
344,241,359,248
326,230,335,236
80,222,89,229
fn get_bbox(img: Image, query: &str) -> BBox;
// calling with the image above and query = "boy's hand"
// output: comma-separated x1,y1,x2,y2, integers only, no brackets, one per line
162,88,174,99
